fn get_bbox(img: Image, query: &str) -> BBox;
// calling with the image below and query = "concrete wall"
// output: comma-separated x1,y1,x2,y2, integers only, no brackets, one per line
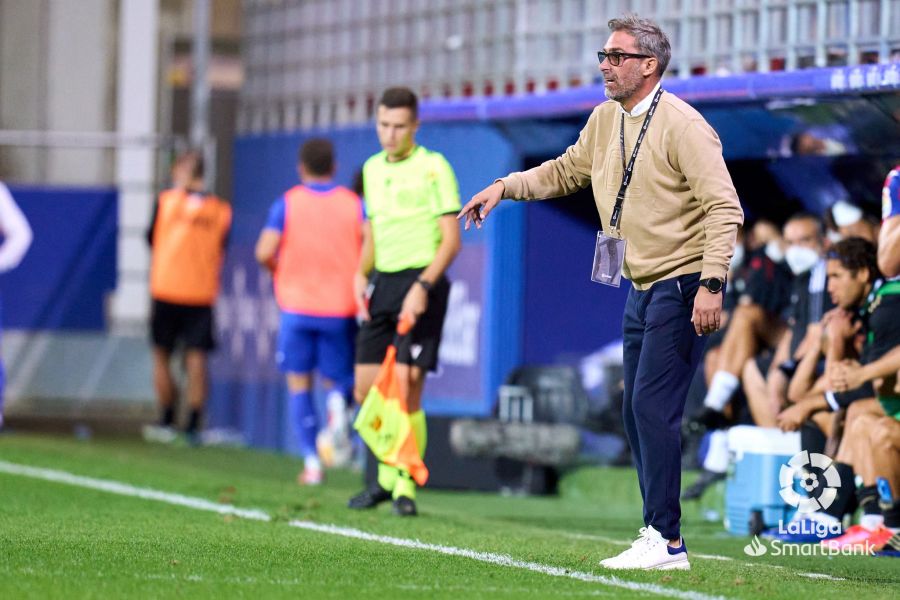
0,0,45,180
45,0,117,184
0,0,116,185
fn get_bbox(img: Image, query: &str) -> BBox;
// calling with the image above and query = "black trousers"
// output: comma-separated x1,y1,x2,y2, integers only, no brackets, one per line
622,273,707,540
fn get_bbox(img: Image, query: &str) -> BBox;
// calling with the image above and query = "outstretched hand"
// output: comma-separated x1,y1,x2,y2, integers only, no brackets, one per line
457,181,505,230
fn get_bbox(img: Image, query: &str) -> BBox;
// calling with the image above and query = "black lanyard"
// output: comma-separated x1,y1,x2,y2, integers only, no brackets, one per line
609,87,664,232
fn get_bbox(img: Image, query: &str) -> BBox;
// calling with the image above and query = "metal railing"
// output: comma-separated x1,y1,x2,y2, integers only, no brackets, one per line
238,0,900,132
0,130,204,332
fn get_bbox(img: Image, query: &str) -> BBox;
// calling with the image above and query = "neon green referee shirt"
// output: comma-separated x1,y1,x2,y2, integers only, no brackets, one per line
362,145,461,273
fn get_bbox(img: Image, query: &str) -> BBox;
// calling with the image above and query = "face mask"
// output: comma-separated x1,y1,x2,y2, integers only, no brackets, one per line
785,245,820,275
764,240,784,263
826,230,843,245
730,244,745,270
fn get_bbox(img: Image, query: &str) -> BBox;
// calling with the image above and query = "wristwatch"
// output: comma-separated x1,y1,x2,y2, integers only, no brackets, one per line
699,277,725,294
415,277,433,292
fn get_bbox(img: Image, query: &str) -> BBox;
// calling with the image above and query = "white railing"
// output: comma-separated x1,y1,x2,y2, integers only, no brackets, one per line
238,0,900,132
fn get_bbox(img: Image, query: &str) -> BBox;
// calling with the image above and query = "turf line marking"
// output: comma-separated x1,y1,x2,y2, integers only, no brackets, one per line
692,553,733,561
0,460,271,522
565,532,630,546
0,460,726,600
289,520,724,600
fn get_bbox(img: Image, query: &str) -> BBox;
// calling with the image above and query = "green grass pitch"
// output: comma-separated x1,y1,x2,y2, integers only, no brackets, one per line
1,433,897,599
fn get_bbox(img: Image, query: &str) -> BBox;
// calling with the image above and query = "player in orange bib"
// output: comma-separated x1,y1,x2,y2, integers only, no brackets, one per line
145,151,232,444
256,139,364,485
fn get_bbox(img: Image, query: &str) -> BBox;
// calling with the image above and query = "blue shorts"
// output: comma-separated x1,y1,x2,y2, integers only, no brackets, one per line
277,312,357,386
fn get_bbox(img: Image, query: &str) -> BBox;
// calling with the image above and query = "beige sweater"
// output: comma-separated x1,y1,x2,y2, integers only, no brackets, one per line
499,91,744,290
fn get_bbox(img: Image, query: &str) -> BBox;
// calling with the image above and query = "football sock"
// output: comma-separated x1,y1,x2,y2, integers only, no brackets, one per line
161,405,175,427
289,390,318,458
409,410,427,458
821,462,855,521
703,371,739,411
857,485,884,530
393,469,416,500
881,500,900,533
378,463,399,492
186,408,202,434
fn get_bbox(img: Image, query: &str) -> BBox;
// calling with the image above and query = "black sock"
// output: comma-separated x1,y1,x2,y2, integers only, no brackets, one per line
161,406,175,427
822,463,856,520
857,485,880,516
186,409,202,434
882,501,900,529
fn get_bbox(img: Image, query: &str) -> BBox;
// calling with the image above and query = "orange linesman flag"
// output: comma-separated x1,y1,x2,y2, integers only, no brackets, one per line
353,318,428,485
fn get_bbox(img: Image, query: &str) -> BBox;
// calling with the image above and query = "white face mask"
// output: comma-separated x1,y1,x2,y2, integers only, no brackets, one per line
730,244,745,271
785,245,820,275
764,240,784,263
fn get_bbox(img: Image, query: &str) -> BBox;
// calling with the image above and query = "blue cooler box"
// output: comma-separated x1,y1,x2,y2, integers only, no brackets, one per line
724,426,800,535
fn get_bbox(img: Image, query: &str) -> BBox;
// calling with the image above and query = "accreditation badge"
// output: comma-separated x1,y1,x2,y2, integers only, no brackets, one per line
591,231,626,288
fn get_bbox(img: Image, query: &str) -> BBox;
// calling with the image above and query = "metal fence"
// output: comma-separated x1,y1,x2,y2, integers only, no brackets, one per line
239,0,900,132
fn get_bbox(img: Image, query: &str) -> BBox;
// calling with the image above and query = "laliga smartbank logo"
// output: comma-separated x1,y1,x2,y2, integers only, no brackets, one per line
742,451,876,557
779,451,841,513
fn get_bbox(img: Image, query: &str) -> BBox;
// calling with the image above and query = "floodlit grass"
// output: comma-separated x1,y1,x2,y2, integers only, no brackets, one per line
0,433,897,599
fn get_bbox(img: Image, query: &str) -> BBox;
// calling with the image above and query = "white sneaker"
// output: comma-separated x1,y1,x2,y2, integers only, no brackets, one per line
142,425,178,444
599,526,690,571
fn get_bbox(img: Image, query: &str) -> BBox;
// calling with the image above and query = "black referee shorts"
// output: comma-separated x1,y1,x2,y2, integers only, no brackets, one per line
151,299,216,353
355,269,450,372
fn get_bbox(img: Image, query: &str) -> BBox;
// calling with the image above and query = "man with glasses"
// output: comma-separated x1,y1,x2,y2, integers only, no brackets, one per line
459,14,743,570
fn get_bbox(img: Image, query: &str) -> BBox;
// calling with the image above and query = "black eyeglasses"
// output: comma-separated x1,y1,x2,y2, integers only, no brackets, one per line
597,51,653,66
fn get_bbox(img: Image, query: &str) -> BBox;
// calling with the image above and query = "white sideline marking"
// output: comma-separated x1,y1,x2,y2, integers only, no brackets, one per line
795,573,845,581
0,460,724,600
289,520,724,600
0,460,271,522
566,532,629,546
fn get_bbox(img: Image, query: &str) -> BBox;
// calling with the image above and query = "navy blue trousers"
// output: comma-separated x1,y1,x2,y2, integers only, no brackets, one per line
622,273,707,540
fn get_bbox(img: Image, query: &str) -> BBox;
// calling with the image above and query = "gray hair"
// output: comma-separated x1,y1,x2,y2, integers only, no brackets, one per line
608,14,671,77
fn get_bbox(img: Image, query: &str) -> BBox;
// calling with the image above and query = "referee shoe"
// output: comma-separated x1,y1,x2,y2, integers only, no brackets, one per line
347,482,392,509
